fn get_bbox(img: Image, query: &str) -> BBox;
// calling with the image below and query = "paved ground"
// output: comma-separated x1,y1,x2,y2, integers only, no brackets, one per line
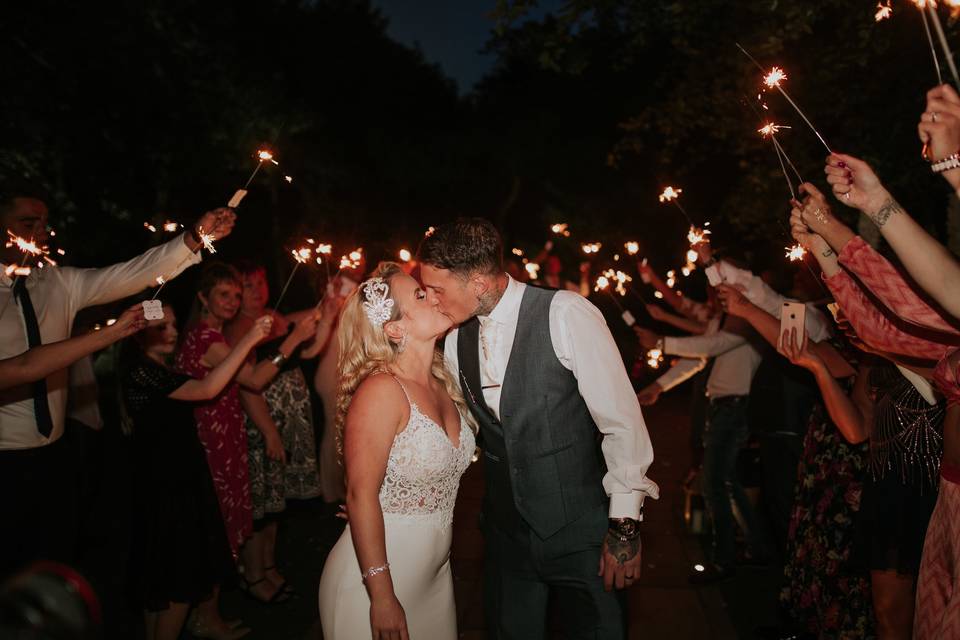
210,392,782,640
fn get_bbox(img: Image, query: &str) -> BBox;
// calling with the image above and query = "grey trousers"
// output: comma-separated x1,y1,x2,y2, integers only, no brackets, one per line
482,504,627,640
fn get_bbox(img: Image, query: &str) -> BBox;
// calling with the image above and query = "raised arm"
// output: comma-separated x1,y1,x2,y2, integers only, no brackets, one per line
645,304,708,335
170,316,272,401
820,145,960,320
343,374,410,639
0,304,145,390
64,208,237,311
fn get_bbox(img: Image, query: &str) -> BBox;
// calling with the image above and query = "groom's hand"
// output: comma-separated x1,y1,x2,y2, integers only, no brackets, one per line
599,522,642,591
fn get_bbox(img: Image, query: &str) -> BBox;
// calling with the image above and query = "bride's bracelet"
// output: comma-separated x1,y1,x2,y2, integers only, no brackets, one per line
361,562,390,582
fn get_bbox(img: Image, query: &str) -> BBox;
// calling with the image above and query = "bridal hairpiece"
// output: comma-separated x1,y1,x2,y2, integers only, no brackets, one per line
362,277,394,328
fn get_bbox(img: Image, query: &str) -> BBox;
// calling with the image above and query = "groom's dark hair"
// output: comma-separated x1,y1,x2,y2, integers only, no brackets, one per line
417,217,503,278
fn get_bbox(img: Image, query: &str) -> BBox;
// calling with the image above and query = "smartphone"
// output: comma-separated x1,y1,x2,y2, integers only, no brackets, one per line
780,301,807,347
704,264,722,287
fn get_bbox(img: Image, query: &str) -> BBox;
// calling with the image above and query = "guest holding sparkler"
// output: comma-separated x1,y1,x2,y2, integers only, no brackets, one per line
224,260,335,604
0,189,235,578
121,302,272,640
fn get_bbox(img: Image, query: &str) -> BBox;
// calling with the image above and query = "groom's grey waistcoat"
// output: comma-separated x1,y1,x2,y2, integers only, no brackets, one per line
457,285,606,539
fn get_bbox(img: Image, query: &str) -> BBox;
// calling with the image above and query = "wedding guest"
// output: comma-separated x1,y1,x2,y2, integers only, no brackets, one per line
122,302,272,640
0,190,235,577
224,260,335,602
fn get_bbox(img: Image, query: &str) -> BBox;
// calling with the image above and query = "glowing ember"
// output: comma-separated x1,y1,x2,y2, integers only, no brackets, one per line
687,226,711,246
257,150,278,164
646,348,664,369
550,223,571,237
143,222,157,233
317,244,332,255
582,242,602,255
511,247,524,257
785,244,807,261
399,249,412,262
56,248,65,255
106,318,117,326
681,266,692,277
6,231,45,257
603,269,633,296
284,175,293,183
625,241,639,255
654,291,664,299
764,66,788,88
5,264,31,277
594,275,611,292
658,186,682,203
525,262,540,279
163,221,179,232
875,1,893,20
349,249,362,261
197,227,217,253
425,226,436,237
686,249,699,263
156,276,165,286
758,122,791,138
340,248,363,270
292,247,312,264
912,0,936,8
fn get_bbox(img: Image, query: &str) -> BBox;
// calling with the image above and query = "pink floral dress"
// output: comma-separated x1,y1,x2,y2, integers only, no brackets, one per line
175,321,252,558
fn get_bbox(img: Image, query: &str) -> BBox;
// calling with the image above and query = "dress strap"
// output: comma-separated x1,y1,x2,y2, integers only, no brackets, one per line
371,369,413,408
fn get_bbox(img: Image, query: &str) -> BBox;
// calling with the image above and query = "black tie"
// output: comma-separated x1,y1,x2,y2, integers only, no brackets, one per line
13,278,54,437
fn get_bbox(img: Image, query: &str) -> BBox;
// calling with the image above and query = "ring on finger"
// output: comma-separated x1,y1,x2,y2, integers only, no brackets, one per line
933,112,940,122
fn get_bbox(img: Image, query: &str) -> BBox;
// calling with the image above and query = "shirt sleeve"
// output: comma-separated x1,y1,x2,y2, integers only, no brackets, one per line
655,357,708,393
550,292,659,520
825,269,952,361
663,331,746,359
838,235,960,335
716,260,832,342
61,233,201,312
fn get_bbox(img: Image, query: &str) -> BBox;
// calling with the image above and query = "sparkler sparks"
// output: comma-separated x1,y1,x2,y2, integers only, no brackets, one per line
143,222,157,233
686,249,699,263
646,348,664,369
876,1,893,20
625,241,639,255
197,227,217,254
511,248,524,257
758,122,791,138
163,221,180,232
785,244,808,262
399,249,412,262
284,175,293,184
525,262,540,280
581,242,602,255
156,276,165,286
292,247,312,264
6,231,44,257
602,269,633,296
550,223,571,237
594,275,610,292
687,226,711,246
425,226,436,237
763,67,788,88
658,186,682,203
340,249,363,270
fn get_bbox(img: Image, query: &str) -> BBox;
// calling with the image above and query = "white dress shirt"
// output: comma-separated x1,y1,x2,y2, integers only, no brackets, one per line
0,234,201,450
444,276,659,521
663,320,763,399
715,260,833,342
654,316,722,393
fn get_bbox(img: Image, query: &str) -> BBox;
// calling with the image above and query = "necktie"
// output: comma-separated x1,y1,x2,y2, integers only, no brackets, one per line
13,278,54,437
478,318,500,389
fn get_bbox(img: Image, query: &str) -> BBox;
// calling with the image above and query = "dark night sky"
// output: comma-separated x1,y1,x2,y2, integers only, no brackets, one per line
371,0,562,93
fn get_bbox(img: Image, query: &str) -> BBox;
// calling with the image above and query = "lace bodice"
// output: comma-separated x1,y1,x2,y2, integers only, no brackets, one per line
378,378,475,530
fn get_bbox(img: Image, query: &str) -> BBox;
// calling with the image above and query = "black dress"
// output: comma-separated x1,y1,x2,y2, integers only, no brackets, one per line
123,357,235,610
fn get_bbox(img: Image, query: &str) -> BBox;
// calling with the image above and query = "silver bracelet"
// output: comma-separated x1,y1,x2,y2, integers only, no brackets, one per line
931,152,960,174
270,352,287,367
361,562,390,581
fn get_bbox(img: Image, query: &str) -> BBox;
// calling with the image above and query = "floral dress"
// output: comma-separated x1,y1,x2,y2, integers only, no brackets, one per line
176,322,252,558
780,396,874,639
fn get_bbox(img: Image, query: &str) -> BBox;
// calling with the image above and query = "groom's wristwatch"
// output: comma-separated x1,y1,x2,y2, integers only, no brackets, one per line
608,517,641,541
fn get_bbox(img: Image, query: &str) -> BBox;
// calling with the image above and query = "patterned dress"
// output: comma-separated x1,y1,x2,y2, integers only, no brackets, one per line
176,322,252,558
780,398,875,639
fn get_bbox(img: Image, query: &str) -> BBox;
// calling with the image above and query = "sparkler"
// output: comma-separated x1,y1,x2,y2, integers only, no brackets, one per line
594,274,638,326
686,225,711,247
625,241,639,255
151,228,218,300
550,223,571,237
143,222,157,233
646,348,664,369
602,269,633,297
163,221,180,232
917,1,945,84
525,262,540,280
924,2,960,87
581,242,602,255
511,247,524,257
399,248,412,262
274,246,313,310
785,244,808,262
737,43,832,154
315,247,364,311
658,186,695,227
876,1,893,21
243,149,279,190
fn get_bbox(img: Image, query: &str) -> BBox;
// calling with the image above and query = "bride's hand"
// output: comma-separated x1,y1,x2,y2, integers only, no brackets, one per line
370,594,409,640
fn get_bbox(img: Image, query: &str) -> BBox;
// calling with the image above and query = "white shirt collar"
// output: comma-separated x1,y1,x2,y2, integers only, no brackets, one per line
481,274,524,326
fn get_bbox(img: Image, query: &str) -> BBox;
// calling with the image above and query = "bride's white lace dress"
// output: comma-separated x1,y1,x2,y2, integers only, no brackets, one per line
318,375,475,639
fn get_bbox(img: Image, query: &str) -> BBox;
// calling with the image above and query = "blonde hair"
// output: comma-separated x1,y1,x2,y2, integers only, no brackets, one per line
335,261,475,458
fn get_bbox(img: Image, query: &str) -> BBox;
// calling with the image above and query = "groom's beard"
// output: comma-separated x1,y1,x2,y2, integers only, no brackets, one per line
472,280,507,318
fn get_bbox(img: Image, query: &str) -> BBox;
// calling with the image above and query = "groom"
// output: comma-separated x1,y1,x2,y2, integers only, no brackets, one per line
418,218,658,639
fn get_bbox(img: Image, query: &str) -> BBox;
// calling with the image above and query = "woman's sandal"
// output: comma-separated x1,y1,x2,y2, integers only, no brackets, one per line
264,565,298,597
239,575,292,605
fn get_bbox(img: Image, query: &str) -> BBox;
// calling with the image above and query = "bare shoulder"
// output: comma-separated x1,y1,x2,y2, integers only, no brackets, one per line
348,372,408,424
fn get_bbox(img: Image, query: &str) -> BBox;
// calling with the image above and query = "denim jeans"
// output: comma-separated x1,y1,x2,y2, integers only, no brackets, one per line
703,396,767,568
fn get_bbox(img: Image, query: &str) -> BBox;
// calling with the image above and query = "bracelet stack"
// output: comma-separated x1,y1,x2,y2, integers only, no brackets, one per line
931,151,960,174
361,562,390,582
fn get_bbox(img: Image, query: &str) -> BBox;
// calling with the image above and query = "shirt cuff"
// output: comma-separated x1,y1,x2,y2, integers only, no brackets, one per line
172,233,203,272
608,491,643,521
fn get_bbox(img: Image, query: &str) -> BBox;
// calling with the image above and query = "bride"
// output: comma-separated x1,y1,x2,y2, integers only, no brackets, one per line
318,262,475,640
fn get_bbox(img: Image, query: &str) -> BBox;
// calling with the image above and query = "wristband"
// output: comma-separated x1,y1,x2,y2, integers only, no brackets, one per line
931,152,960,174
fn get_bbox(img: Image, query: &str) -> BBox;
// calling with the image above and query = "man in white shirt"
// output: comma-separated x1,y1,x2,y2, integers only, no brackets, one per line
0,192,235,575
419,218,657,639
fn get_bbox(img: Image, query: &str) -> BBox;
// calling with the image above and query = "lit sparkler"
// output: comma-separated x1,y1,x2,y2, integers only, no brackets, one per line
665,270,676,289
399,249,412,262
425,226,436,237
659,186,695,226
785,244,808,262
646,348,664,369
163,221,180,232
758,122,791,137
686,249,699,263
581,242,602,255
550,223,571,237
274,245,314,309
876,1,893,21
737,44,832,154
625,241,639,255
143,222,157,233
198,227,217,254
511,247,524,257
525,262,540,280
687,225,711,246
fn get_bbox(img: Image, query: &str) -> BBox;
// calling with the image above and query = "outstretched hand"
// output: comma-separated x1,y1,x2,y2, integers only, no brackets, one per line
823,154,886,214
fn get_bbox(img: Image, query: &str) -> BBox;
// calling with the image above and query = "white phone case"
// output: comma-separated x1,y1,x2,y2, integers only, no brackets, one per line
780,301,806,347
